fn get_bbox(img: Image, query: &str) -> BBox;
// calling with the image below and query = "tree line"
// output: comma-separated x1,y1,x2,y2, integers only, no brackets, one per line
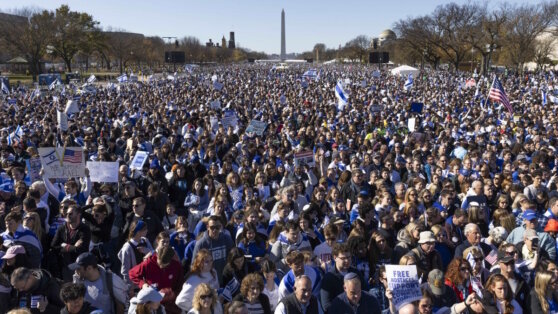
0,5,268,80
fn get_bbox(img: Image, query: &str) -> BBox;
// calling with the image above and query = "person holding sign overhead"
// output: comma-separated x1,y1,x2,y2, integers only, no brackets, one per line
41,168,92,206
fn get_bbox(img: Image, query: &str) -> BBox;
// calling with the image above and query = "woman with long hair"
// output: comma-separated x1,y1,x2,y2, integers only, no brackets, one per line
222,248,250,296
187,283,223,314
482,274,522,314
531,270,558,314
237,222,267,262
176,249,219,312
444,258,473,302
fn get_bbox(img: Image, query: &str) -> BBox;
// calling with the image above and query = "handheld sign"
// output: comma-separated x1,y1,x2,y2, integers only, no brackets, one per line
65,99,79,115
130,151,149,170
410,102,424,113
385,265,422,310
245,120,268,136
57,111,68,131
26,157,42,183
86,161,119,182
294,151,315,167
38,147,85,179
408,118,416,132
222,110,238,130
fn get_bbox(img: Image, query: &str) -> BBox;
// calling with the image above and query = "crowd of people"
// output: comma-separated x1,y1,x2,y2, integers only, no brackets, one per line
0,62,557,314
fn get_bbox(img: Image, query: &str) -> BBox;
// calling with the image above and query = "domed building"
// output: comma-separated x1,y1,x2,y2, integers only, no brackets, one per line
378,29,396,46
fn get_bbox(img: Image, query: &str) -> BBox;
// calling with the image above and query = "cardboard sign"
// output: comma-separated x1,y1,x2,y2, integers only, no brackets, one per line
408,118,416,132
294,150,315,167
38,147,85,179
87,161,119,182
222,110,238,130
385,265,422,310
57,111,68,131
245,120,268,136
130,151,149,170
26,157,42,183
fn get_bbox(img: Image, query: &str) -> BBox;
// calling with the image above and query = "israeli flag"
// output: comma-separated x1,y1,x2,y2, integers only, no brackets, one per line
542,90,548,106
61,85,66,96
474,85,480,99
404,74,413,91
335,81,348,103
1,81,8,94
116,74,128,83
30,87,40,100
87,74,96,83
302,69,318,81
48,79,59,91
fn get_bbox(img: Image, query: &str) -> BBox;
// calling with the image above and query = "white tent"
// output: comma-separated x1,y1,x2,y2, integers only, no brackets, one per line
391,65,419,77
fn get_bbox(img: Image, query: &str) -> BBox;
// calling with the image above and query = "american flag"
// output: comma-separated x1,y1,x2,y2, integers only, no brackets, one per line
488,77,513,113
485,249,498,265
63,149,82,164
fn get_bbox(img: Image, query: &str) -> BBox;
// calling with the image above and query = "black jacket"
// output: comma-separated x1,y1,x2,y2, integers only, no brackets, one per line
60,301,99,314
328,291,381,314
320,266,364,313
51,222,91,266
122,209,163,244
14,269,64,314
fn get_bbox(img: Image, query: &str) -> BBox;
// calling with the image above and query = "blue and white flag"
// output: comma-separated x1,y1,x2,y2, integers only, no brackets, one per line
213,81,224,91
116,74,128,83
404,74,413,91
335,80,348,104
302,69,318,81
30,87,40,100
1,81,8,94
87,74,96,84
542,90,548,106
48,79,60,91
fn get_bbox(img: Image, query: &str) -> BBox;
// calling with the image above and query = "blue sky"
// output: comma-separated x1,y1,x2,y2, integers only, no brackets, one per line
0,0,543,54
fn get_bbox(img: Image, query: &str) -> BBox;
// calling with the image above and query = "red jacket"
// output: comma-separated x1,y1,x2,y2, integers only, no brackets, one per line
129,254,184,313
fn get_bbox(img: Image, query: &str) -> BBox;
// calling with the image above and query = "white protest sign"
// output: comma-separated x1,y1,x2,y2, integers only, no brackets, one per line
222,110,238,130
245,120,267,136
57,110,68,131
408,117,416,132
210,116,219,131
86,161,119,182
65,99,79,115
294,151,315,167
38,147,85,178
385,265,422,310
130,151,149,170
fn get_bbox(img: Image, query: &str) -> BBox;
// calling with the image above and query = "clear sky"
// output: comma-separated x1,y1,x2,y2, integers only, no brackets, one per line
0,0,543,55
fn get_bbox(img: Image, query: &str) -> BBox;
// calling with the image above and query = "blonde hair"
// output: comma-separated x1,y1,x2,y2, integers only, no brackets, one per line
399,254,416,265
23,212,43,240
535,271,554,314
192,283,217,310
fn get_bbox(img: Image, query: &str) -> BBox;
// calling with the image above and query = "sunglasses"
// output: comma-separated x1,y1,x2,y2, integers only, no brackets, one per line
200,294,212,300
208,225,221,230
460,267,470,272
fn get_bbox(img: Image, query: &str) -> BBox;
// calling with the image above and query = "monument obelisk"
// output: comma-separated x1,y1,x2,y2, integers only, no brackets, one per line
281,9,286,60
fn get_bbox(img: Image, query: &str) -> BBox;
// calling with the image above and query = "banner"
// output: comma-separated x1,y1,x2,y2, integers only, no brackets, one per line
385,265,422,310
294,150,315,167
130,151,149,170
57,111,68,131
86,161,119,182
26,157,42,183
245,120,267,136
38,147,85,178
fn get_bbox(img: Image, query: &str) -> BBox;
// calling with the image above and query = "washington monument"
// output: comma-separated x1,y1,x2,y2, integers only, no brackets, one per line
281,9,286,60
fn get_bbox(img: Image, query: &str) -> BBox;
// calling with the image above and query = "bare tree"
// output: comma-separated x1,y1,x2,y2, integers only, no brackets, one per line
0,9,53,80
105,30,144,73
313,43,326,61
533,35,556,70
501,2,557,71
344,35,370,63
